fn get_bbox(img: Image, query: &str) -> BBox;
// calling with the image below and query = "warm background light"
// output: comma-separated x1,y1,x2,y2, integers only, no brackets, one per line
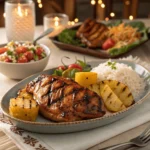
105,17,109,21
71,21,75,25
38,3,43,8
91,0,96,5
125,0,130,5
98,0,102,5
110,12,115,17
68,21,71,25
129,15,133,20
101,3,105,8
37,0,41,3
74,18,79,23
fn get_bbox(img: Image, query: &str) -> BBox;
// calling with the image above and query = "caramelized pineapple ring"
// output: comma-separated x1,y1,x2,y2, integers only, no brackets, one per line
9,97,39,121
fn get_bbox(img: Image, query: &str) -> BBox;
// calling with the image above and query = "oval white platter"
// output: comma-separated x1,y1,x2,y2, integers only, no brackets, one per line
1,60,150,133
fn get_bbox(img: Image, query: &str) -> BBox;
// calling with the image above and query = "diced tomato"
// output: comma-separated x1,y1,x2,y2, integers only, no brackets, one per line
68,64,82,71
57,66,67,71
102,38,115,50
36,47,44,56
16,46,28,54
24,51,34,61
17,56,28,63
4,56,12,62
0,47,8,54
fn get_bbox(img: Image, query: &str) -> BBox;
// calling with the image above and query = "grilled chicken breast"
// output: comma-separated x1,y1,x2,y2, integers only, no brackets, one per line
76,18,108,48
26,75,105,122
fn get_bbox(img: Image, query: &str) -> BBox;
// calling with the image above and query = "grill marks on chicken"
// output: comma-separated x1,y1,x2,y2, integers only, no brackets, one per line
76,18,108,48
26,75,105,122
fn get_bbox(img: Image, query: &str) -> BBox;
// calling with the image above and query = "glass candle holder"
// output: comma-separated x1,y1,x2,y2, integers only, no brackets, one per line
44,13,69,37
5,0,35,42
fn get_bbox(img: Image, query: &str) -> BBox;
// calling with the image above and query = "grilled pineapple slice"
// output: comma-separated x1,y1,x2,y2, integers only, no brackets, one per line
101,84,126,112
17,88,33,99
100,80,134,107
75,72,97,87
9,97,39,121
88,83,100,95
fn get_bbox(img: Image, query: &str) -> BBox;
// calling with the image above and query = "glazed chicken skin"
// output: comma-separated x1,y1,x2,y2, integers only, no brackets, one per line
76,18,108,48
26,75,105,122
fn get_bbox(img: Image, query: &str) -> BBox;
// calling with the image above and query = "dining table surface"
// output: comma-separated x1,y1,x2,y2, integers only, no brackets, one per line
0,19,150,150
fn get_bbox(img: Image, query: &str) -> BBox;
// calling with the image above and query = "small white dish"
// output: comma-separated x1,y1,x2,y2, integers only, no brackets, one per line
0,43,51,79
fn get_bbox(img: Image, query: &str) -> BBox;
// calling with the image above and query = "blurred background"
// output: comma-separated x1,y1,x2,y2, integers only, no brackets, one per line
0,0,150,27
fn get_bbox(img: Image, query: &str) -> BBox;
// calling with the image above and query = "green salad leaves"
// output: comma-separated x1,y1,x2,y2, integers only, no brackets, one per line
53,57,91,79
58,29,85,47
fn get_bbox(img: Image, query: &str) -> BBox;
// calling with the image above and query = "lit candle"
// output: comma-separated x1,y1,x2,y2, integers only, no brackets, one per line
54,16,60,27
5,0,35,42
44,13,69,37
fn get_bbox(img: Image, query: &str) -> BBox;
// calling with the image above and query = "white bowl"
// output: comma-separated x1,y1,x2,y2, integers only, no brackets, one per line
0,43,51,79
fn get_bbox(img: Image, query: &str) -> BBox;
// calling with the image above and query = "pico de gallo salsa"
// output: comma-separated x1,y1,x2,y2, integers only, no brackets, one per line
0,41,47,63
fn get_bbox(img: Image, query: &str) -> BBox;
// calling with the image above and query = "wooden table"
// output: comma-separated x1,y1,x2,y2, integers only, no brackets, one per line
0,19,150,150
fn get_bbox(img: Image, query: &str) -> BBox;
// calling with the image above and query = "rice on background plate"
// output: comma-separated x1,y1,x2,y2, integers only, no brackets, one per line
91,60,146,100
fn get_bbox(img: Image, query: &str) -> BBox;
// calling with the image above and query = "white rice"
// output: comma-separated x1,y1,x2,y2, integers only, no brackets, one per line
91,61,146,100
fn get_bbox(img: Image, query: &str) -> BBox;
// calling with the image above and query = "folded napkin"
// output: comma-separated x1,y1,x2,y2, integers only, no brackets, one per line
0,56,150,150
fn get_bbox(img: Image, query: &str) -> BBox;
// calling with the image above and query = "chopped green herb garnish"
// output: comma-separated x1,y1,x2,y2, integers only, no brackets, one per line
41,52,46,58
7,50,13,56
106,61,117,70
34,55,39,61
29,48,36,51
11,55,17,63
19,53,23,57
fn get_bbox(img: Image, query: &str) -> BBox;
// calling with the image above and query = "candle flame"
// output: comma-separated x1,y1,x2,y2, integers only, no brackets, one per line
54,21,59,27
54,17,59,21
17,4,23,17
25,9,28,16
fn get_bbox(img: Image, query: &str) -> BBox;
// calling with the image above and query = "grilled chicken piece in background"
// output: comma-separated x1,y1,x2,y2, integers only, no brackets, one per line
76,18,108,48
26,75,105,122
76,18,95,38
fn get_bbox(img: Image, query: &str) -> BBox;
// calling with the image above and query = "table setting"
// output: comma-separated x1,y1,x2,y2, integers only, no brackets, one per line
1,0,150,150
